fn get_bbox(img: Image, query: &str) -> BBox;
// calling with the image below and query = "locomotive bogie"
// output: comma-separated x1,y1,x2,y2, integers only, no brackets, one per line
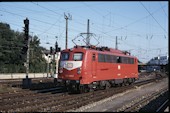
63,77,137,93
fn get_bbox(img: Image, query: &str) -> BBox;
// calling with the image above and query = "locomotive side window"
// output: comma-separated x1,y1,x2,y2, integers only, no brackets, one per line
61,52,69,61
125,57,129,64
129,58,134,64
124,57,128,63
131,58,134,64
121,57,125,63
119,57,135,64
73,53,83,61
98,53,105,62
112,55,117,63
128,58,130,64
117,56,121,63
105,55,112,63
98,54,135,64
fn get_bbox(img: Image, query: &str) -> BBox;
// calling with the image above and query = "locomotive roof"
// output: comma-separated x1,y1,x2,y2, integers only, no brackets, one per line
62,45,136,58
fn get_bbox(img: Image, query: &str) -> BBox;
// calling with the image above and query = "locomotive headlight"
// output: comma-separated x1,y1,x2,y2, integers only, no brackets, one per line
77,67,81,74
59,67,63,73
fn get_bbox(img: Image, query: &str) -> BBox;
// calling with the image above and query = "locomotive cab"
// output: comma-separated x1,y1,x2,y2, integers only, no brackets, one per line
58,48,85,92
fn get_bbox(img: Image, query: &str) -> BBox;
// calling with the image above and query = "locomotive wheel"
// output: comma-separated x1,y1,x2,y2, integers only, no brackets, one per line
89,88,94,92
117,83,122,87
84,85,90,93
120,83,124,86
54,78,58,85
67,84,79,94
128,78,133,85
122,79,129,86
88,84,94,92
67,85,74,94
99,81,106,90
129,78,135,85
79,85,84,93
105,81,111,89
111,81,116,87
79,85,89,93
124,81,129,86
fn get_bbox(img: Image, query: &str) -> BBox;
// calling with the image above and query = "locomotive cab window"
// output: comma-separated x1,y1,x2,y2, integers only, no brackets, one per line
61,52,69,61
73,53,83,61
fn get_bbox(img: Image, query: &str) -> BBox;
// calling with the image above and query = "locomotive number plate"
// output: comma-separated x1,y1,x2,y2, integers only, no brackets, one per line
67,63,73,68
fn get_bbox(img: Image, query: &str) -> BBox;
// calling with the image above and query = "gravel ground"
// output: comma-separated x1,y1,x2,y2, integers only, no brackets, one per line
70,77,168,112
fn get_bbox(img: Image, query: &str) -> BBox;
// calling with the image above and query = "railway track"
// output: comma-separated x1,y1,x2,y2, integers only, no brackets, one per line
0,75,167,112
67,76,167,112
117,88,168,112
0,78,54,86
156,99,169,112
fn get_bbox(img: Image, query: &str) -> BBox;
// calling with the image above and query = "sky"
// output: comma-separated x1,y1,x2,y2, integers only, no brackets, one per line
0,1,168,63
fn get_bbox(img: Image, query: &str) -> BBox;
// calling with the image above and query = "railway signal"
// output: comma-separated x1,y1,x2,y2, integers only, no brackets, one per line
21,44,28,55
54,40,61,80
21,18,29,55
24,18,29,37
55,41,61,52
23,18,30,78
50,46,53,54
22,17,32,88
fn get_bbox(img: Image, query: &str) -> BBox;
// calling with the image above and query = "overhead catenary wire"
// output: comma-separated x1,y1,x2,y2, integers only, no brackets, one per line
1,2,167,38
81,2,104,17
0,2,166,42
0,2,167,60
1,21,58,36
37,18,63,37
0,19,86,46
80,2,167,35
0,3,56,19
48,2,104,12
0,8,166,45
0,9,83,36
139,1,167,34
159,2,168,18
0,9,58,26
104,3,167,34
31,2,63,17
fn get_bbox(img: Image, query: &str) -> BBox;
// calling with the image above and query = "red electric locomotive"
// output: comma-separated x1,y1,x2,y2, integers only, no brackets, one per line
57,45,138,93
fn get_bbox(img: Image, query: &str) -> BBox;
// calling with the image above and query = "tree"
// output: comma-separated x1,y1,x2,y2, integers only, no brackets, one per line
29,35,47,73
0,22,47,73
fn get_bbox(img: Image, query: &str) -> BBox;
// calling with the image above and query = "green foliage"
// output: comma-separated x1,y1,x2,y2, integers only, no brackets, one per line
0,22,47,73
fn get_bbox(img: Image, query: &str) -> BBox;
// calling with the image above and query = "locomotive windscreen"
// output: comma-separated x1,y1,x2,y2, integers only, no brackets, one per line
61,52,69,61
73,53,83,61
